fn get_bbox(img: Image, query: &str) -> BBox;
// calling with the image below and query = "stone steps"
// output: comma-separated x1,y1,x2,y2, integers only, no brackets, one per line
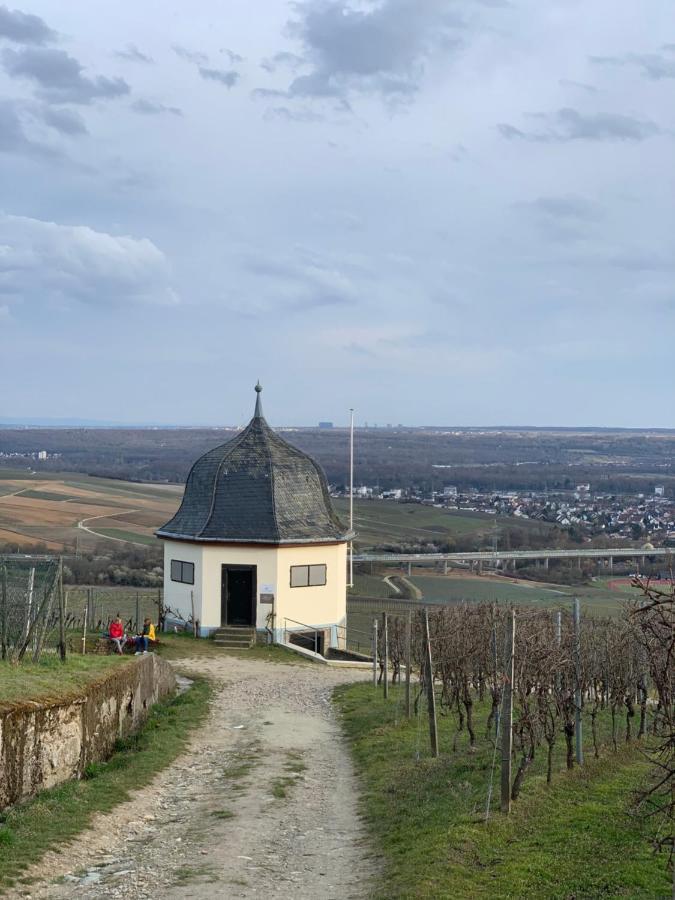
213,627,256,649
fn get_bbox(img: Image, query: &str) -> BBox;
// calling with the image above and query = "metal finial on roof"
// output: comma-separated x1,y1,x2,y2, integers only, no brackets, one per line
254,381,263,418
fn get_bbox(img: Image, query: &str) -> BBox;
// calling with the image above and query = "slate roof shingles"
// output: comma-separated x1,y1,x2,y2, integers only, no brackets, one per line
157,396,347,545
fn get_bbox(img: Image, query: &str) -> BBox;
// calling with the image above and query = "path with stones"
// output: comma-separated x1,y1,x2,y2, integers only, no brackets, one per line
13,655,376,899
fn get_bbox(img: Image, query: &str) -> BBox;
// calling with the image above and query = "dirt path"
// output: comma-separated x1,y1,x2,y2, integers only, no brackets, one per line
14,655,376,900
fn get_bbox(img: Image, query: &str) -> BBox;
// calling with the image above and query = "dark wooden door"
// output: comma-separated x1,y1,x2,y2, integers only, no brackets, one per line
221,566,255,626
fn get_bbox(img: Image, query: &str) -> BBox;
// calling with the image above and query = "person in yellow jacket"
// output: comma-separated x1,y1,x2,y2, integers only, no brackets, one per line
134,618,156,654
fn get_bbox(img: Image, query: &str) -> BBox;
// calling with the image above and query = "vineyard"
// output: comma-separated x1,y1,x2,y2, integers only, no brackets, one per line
339,580,674,896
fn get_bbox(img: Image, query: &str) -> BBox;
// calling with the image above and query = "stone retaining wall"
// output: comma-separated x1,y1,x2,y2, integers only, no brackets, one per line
0,654,176,809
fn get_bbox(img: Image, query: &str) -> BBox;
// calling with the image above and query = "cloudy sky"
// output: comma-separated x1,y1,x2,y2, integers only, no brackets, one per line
0,1,673,427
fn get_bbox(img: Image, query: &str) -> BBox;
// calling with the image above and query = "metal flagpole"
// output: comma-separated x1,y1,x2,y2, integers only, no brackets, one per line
348,407,354,588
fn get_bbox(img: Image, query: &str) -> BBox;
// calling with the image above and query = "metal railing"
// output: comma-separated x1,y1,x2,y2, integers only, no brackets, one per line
334,622,374,656
283,617,322,655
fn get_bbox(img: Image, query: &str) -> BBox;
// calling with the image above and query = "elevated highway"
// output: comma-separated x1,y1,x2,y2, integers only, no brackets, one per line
353,546,672,575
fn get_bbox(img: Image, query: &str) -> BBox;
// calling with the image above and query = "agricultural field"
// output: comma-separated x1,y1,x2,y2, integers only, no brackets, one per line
0,467,181,552
333,498,550,550
409,573,634,615
347,571,639,633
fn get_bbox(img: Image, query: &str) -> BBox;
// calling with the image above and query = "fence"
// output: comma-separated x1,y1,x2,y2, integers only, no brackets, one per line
0,555,65,661
64,586,164,635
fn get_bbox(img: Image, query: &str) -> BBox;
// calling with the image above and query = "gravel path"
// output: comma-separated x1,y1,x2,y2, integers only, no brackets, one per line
13,655,376,899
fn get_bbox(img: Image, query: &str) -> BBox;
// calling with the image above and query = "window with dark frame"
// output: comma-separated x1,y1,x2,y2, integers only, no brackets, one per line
290,564,327,588
170,559,195,584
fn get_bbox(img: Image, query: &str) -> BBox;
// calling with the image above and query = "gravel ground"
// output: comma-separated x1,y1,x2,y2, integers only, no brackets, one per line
11,655,377,900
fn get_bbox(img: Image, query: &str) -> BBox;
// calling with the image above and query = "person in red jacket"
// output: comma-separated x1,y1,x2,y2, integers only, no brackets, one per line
109,616,127,654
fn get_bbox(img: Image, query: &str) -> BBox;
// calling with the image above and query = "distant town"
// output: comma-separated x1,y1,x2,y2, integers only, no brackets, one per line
334,482,675,546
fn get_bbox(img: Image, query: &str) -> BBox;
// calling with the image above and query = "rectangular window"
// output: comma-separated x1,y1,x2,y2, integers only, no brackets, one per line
170,559,194,584
290,564,326,588
309,564,327,586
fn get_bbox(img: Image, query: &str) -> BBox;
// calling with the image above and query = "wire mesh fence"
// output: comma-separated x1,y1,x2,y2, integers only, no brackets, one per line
64,586,164,635
0,555,65,661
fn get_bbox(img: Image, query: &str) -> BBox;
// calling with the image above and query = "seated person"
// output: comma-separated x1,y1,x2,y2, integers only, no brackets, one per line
109,615,127,654
134,617,156,654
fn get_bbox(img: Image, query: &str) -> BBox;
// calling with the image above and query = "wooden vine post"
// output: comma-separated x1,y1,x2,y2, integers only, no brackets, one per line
382,612,389,699
500,608,516,813
58,558,66,662
405,609,412,719
0,561,7,661
573,597,584,765
423,609,439,757
372,618,378,687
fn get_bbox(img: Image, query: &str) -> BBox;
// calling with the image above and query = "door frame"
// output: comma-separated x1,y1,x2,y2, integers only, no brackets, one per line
221,564,257,627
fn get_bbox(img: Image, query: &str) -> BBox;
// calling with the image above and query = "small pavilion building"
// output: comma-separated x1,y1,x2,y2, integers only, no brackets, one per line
157,384,350,651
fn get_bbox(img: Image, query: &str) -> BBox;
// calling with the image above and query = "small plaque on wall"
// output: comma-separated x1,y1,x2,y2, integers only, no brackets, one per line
260,593,275,604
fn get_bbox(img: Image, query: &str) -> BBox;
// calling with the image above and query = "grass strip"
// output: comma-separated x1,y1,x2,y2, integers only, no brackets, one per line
0,654,132,706
335,682,670,899
157,633,308,664
0,676,211,890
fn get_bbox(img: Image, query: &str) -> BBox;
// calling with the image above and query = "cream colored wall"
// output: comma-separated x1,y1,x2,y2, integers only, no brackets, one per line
201,544,278,631
163,540,347,643
275,542,347,639
162,540,203,624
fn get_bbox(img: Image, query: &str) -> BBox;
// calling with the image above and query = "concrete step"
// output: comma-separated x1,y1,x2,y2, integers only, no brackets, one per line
214,641,255,649
214,633,254,642
214,627,255,636
213,627,256,650
214,636,254,645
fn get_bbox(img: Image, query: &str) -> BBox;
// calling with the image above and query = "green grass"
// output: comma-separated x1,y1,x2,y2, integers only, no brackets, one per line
13,490,81,502
360,573,632,617
350,573,398,598
333,499,553,551
92,527,158,546
410,575,564,605
270,751,306,799
156,633,308,664
211,808,235,820
0,654,131,705
0,677,211,889
333,499,499,548
335,683,669,899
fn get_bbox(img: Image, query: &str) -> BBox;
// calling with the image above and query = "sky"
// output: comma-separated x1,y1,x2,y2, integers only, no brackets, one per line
0,0,673,428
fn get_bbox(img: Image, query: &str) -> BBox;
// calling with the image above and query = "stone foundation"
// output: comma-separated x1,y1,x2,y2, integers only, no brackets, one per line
0,654,176,810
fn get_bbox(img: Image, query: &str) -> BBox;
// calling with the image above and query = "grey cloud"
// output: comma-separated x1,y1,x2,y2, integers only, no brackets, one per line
263,105,324,122
559,78,597,94
220,47,243,64
282,0,466,102
0,98,60,158
499,107,661,142
240,250,361,312
132,98,182,116
0,4,56,45
199,66,239,88
39,104,87,135
115,43,153,64
608,252,675,272
260,51,305,73
252,86,291,100
0,213,179,306
591,50,675,80
172,44,208,65
516,194,602,244
2,46,130,104
526,195,601,221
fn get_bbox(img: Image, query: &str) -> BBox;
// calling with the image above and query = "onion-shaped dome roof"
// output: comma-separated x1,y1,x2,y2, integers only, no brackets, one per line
157,384,348,545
